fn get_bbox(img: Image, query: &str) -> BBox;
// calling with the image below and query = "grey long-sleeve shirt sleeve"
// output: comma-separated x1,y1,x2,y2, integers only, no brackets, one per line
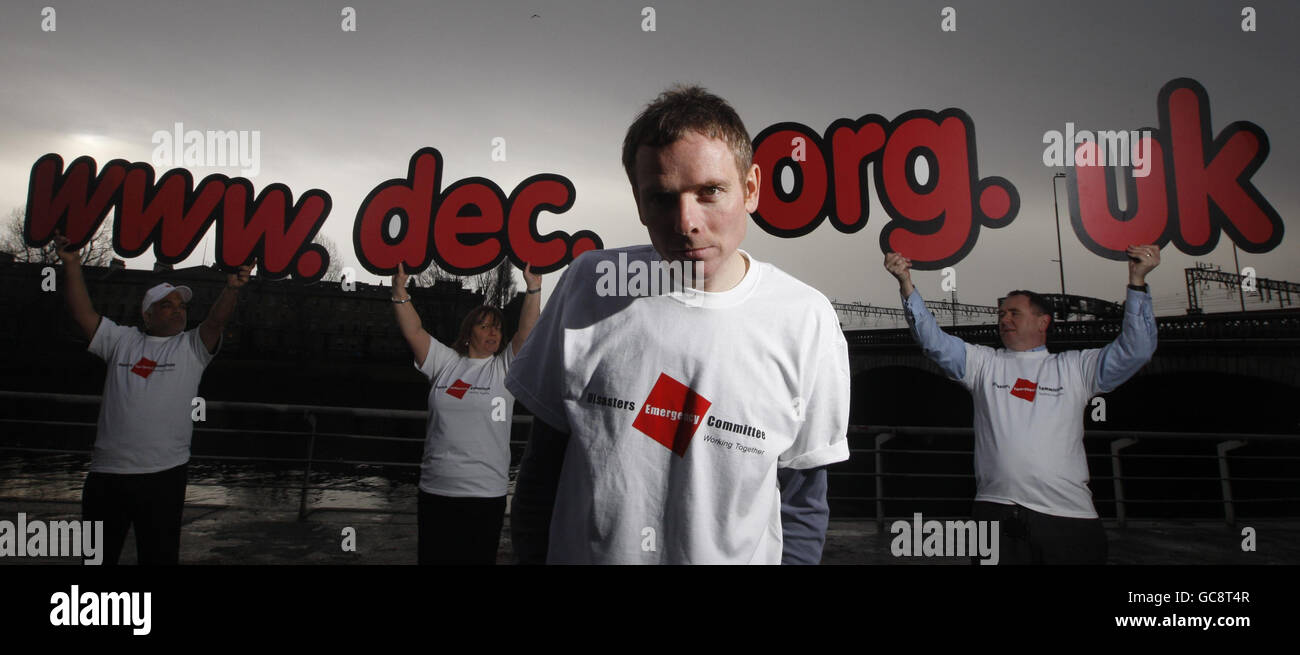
778,466,830,565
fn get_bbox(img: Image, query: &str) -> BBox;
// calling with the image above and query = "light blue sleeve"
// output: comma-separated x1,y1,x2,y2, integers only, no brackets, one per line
1095,288,1158,393
902,289,968,380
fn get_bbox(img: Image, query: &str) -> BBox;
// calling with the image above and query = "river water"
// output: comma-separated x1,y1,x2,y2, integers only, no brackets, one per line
0,453,429,514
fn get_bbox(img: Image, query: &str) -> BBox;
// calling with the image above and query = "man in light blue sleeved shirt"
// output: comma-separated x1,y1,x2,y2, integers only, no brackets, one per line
883,246,1160,564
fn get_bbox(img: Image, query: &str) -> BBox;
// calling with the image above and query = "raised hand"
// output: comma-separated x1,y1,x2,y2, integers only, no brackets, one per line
523,262,541,290
227,262,253,289
1125,245,1160,286
392,263,410,296
884,251,915,296
52,231,80,265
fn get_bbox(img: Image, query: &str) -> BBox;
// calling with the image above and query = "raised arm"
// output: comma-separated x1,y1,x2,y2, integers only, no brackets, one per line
884,252,968,380
200,263,251,354
1095,245,1160,392
512,263,543,356
390,263,432,367
54,232,101,341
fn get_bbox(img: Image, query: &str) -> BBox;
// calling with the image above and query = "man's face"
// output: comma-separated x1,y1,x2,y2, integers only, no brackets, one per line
144,290,187,337
633,131,759,291
468,316,501,357
997,294,1050,351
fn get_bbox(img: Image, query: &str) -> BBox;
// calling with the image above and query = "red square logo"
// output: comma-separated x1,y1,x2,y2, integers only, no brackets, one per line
633,373,711,457
131,357,158,379
1011,378,1037,402
446,379,471,399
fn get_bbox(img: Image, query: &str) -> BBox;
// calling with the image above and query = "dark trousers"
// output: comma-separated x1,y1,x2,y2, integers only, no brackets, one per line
417,491,506,565
82,463,189,566
972,501,1108,565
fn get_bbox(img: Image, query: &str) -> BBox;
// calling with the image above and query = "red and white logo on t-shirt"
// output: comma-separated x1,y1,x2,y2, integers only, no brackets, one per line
130,357,158,379
446,379,472,399
1010,378,1037,402
633,373,711,457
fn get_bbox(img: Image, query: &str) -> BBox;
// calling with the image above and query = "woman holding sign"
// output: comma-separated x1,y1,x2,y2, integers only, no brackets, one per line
391,262,542,565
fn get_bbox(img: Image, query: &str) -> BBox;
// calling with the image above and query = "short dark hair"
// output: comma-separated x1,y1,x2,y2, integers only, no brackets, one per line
999,290,1054,318
453,305,505,357
620,84,753,190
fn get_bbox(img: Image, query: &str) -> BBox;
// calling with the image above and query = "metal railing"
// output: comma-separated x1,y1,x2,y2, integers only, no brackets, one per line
0,391,529,519
851,426,1300,529
2,391,1297,526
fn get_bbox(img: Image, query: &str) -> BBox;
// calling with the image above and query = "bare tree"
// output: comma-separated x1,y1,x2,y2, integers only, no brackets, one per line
473,258,518,309
414,259,459,288
316,235,345,282
1,207,114,265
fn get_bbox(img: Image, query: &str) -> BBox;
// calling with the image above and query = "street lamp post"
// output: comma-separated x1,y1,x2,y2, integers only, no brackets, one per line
1051,173,1068,318
1232,243,1246,313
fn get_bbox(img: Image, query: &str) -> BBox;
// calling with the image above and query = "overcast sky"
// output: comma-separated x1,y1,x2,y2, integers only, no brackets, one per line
2,0,1296,316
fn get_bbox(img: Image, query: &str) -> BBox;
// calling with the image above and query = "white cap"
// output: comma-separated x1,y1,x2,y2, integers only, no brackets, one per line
141,283,193,314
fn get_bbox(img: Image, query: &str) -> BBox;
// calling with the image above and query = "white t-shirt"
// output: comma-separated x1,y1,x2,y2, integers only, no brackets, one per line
87,317,218,474
505,245,851,564
415,335,515,498
962,344,1103,518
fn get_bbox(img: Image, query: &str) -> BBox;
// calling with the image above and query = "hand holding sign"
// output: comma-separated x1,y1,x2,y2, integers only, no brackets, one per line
51,230,80,266
227,262,254,290
1126,245,1160,286
883,251,915,297
392,262,410,294
522,262,541,291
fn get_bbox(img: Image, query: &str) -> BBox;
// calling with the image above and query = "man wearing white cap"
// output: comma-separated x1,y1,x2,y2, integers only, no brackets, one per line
55,232,251,565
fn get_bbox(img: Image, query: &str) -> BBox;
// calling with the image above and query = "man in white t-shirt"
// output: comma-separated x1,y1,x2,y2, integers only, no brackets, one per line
55,233,250,565
883,246,1160,564
506,85,851,564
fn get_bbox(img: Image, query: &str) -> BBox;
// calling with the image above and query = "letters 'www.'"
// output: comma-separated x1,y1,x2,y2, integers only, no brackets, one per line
23,154,332,281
